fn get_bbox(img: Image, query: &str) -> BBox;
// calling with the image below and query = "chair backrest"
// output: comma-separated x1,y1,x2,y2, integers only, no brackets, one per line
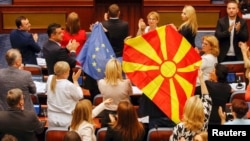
96,127,107,141
230,90,246,102
147,127,173,141
221,61,245,73
23,64,44,82
93,94,103,106
221,61,246,83
45,128,68,141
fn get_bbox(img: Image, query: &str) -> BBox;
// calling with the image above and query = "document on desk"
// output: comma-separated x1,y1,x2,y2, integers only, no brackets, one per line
36,57,47,66
132,86,143,95
34,81,46,93
138,116,149,123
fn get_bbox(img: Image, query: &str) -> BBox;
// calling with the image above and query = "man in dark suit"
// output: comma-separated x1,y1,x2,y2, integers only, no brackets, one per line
0,49,36,111
10,16,41,65
102,3,129,58
42,23,79,82
0,88,44,141
215,0,249,62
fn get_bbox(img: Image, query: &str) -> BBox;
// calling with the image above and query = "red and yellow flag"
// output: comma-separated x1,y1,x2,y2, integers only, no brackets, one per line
122,25,201,123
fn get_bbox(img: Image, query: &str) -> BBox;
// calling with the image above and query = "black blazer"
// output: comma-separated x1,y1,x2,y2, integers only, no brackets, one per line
102,19,129,57
42,40,76,81
0,108,44,141
10,29,41,65
215,16,249,62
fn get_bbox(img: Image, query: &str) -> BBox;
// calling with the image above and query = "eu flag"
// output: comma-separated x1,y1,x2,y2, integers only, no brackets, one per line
77,23,115,80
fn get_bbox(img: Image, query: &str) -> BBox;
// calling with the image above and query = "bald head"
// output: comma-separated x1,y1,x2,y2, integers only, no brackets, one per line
5,49,22,67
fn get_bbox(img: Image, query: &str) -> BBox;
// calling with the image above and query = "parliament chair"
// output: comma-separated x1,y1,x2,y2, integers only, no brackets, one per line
96,127,107,141
45,128,68,141
146,127,174,141
229,90,246,102
93,94,103,106
221,61,245,73
23,64,44,82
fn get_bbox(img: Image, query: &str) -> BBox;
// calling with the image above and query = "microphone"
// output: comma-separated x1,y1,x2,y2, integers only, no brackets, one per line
236,76,243,89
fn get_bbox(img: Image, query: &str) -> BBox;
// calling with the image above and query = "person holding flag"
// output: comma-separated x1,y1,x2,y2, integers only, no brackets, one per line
77,22,116,102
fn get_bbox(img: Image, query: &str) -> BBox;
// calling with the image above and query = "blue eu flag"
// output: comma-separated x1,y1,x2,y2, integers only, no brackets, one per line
77,23,115,80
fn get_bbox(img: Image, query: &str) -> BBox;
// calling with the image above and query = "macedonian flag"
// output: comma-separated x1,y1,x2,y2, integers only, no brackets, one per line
122,25,201,123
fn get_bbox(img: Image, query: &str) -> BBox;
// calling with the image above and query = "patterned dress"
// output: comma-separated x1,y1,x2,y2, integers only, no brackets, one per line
169,94,212,141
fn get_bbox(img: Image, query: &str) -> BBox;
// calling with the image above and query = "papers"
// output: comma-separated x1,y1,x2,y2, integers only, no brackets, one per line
132,86,142,95
138,116,149,123
34,81,46,93
36,57,46,67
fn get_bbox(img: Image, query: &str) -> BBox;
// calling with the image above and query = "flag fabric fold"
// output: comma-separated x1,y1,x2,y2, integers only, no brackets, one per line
122,25,202,123
76,23,115,80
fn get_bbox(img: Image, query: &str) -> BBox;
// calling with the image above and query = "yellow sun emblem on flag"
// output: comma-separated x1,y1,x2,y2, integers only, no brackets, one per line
122,25,201,123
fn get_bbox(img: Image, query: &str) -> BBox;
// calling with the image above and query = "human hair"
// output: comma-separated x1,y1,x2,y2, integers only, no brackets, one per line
111,100,144,141
108,3,120,17
50,61,70,93
231,99,249,118
214,63,228,83
1,134,18,141
5,49,21,66
179,5,198,35
6,88,23,108
202,35,220,57
63,131,81,141
65,12,81,35
104,58,123,85
147,11,160,22
227,0,239,7
193,131,208,141
47,23,61,38
70,99,94,130
182,96,205,132
15,16,27,28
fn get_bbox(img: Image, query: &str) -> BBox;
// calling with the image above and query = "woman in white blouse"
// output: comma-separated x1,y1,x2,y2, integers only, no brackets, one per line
196,35,219,86
46,61,83,129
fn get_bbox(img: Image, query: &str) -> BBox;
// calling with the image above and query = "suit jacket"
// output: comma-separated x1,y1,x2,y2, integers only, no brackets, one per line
179,25,196,47
0,67,36,111
0,107,44,141
42,40,76,82
215,16,249,62
102,19,129,57
10,29,41,65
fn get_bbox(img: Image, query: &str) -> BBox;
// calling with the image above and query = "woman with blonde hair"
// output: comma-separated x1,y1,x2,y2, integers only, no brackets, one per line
60,12,87,55
105,100,145,141
98,58,132,127
137,11,160,35
70,99,112,141
171,5,198,48
46,61,83,129
169,71,212,141
196,35,219,86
